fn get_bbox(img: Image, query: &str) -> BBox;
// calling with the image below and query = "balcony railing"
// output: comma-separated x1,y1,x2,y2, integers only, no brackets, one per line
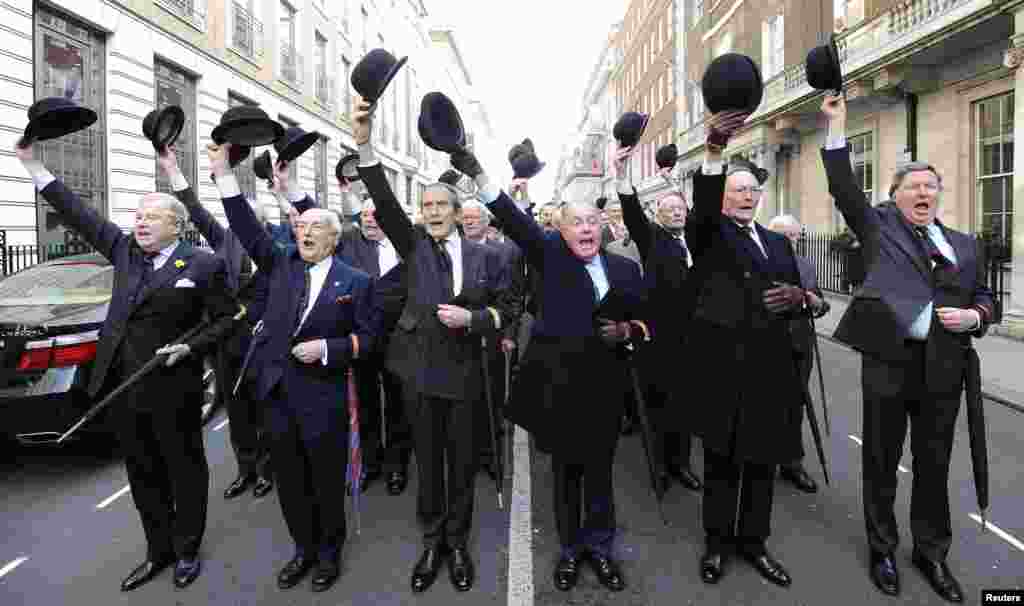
315,72,334,107
231,2,263,60
156,0,207,29
280,43,304,87
759,0,976,116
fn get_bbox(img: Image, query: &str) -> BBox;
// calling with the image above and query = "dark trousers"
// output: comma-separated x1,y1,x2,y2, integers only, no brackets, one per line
703,447,775,555
354,357,411,473
406,393,477,549
552,448,616,558
116,398,208,561
646,384,692,468
220,346,269,478
270,389,348,563
785,351,814,468
861,343,961,561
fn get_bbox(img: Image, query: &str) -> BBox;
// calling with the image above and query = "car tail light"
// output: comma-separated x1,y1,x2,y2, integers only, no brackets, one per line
17,330,100,371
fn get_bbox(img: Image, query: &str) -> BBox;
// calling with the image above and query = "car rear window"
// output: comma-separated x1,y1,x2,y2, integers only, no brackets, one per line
0,263,113,306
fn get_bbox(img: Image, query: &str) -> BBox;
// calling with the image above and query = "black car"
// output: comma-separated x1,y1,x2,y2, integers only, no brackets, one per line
0,253,220,446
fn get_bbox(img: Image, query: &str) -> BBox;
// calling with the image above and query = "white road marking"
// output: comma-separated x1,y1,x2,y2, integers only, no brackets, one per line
0,557,28,578
507,425,533,606
849,435,909,472
969,514,1024,552
898,465,910,474
214,418,230,431
96,485,131,510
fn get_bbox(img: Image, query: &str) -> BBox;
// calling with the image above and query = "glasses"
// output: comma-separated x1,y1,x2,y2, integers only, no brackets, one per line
134,212,174,224
900,182,941,193
729,186,764,196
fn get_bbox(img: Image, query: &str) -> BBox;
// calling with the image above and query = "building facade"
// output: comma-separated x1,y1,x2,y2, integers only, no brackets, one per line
0,0,498,248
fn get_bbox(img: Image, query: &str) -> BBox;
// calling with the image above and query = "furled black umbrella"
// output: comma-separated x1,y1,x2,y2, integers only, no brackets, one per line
481,337,505,509
810,318,832,436
627,361,668,525
965,347,989,529
801,381,830,486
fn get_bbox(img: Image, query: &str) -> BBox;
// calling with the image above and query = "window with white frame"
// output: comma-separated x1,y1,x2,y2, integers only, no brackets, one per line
762,14,785,79
692,0,704,29
975,92,1014,305
834,131,873,229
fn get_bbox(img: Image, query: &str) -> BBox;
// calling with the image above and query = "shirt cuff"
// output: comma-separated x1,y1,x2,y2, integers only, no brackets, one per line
486,306,502,330
702,159,724,175
968,309,982,331
319,339,328,366
825,135,847,150
169,169,189,193
215,173,242,199
22,159,56,191
476,177,502,205
616,178,633,196
358,141,378,167
286,190,305,203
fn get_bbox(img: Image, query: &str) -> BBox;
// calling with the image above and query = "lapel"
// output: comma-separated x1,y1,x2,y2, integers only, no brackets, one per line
719,220,759,277
937,221,968,268
881,206,931,280
363,236,381,278
137,241,195,306
297,256,353,334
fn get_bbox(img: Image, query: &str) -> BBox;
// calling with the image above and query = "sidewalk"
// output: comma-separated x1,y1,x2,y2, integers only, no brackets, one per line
819,293,1024,410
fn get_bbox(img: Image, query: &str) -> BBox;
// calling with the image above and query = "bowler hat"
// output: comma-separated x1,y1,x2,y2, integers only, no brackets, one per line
595,196,608,210
418,92,466,153
351,48,408,103
336,153,360,183
253,150,273,186
508,138,545,179
806,34,843,92
701,53,764,114
438,169,462,188
142,105,185,152
211,105,284,147
656,143,679,170
21,97,98,146
613,112,649,148
274,126,320,163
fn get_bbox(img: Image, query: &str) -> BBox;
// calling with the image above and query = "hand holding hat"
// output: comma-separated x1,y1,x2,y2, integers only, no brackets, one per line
451,149,483,180
612,144,633,181
706,110,751,148
353,97,374,145
206,141,232,179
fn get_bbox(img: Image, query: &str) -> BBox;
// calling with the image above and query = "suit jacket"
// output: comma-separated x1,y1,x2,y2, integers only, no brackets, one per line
481,238,525,344
357,163,512,401
220,188,377,441
339,228,384,278
822,146,993,394
487,191,647,463
683,170,806,463
38,180,237,407
605,237,643,268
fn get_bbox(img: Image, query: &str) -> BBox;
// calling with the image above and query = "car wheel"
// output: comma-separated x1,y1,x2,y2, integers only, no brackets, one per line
201,357,219,425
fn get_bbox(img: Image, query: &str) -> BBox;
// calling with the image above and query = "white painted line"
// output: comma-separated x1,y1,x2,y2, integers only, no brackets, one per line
0,557,28,579
507,425,533,606
898,465,910,474
96,485,131,510
969,514,1024,552
213,418,229,431
848,434,863,446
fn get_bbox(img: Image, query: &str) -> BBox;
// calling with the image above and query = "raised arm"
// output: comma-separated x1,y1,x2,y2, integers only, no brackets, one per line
483,191,548,273
159,146,229,251
207,142,279,272
16,143,125,262
820,95,879,243
616,145,653,261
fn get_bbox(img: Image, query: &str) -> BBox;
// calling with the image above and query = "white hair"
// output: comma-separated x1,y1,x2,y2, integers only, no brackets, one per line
139,192,188,232
560,200,600,222
248,198,267,224
768,214,801,232
301,208,342,235
656,191,687,210
461,200,492,224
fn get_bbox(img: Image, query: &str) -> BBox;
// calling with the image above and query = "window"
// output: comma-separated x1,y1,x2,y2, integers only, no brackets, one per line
975,92,1014,305
231,0,262,59
762,14,785,79
228,93,258,200
341,56,351,115
315,136,328,207
314,33,329,105
692,0,704,29
279,2,300,86
836,131,873,229
154,60,196,194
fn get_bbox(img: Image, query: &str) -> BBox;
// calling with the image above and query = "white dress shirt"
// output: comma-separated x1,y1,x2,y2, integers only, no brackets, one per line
675,233,694,268
378,237,399,275
585,255,610,301
294,255,333,365
440,233,464,297
734,221,768,258
150,240,180,271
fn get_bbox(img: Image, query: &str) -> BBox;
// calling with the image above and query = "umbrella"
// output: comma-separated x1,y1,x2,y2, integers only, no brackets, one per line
810,318,832,436
59,305,247,443
232,319,264,396
627,361,668,525
504,349,514,481
801,381,830,486
965,347,989,530
345,367,364,534
481,337,505,509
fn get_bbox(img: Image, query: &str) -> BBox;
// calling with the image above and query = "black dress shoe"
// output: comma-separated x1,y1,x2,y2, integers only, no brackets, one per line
700,551,725,584
588,553,625,591
553,555,580,591
173,558,201,588
310,561,340,592
410,547,447,593
448,547,475,592
121,558,172,591
386,471,407,496
780,464,818,493
668,464,703,491
277,555,316,589
224,474,254,499
741,551,791,587
869,551,900,596
252,476,273,498
912,550,963,603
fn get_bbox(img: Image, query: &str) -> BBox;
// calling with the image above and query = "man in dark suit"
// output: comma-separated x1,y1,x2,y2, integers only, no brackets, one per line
159,147,274,501
612,147,702,493
353,100,512,594
457,155,648,594
768,214,830,495
685,111,809,588
820,95,993,603
339,198,412,496
16,142,238,591
208,142,377,593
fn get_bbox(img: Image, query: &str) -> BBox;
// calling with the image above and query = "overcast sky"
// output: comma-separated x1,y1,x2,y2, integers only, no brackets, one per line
427,0,628,202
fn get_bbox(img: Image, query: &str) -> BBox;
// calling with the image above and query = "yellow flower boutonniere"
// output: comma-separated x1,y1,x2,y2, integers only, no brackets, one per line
174,259,186,269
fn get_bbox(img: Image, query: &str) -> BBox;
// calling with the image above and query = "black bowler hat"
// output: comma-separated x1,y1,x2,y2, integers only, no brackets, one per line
336,153,360,183
274,126,320,163
211,105,284,147
438,169,462,188
351,48,408,103
142,105,184,152
418,92,466,153
595,196,608,210
806,34,843,93
613,112,650,148
253,150,273,186
508,138,545,179
20,97,98,146
656,143,679,170
701,53,764,114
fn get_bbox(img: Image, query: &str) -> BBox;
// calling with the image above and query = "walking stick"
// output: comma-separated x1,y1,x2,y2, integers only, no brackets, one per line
503,348,513,481
809,317,831,436
59,305,247,443
627,363,668,526
481,337,505,509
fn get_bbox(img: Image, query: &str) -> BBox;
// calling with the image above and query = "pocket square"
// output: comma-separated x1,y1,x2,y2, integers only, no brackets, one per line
336,294,353,304
174,278,196,288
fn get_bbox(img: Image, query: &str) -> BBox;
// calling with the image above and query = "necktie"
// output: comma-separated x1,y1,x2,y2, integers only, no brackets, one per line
435,238,454,299
137,252,159,294
913,226,953,268
295,264,312,333
738,224,767,258
677,236,690,267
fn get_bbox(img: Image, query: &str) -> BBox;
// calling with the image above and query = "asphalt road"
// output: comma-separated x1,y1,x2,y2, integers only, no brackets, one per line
1,336,1022,605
